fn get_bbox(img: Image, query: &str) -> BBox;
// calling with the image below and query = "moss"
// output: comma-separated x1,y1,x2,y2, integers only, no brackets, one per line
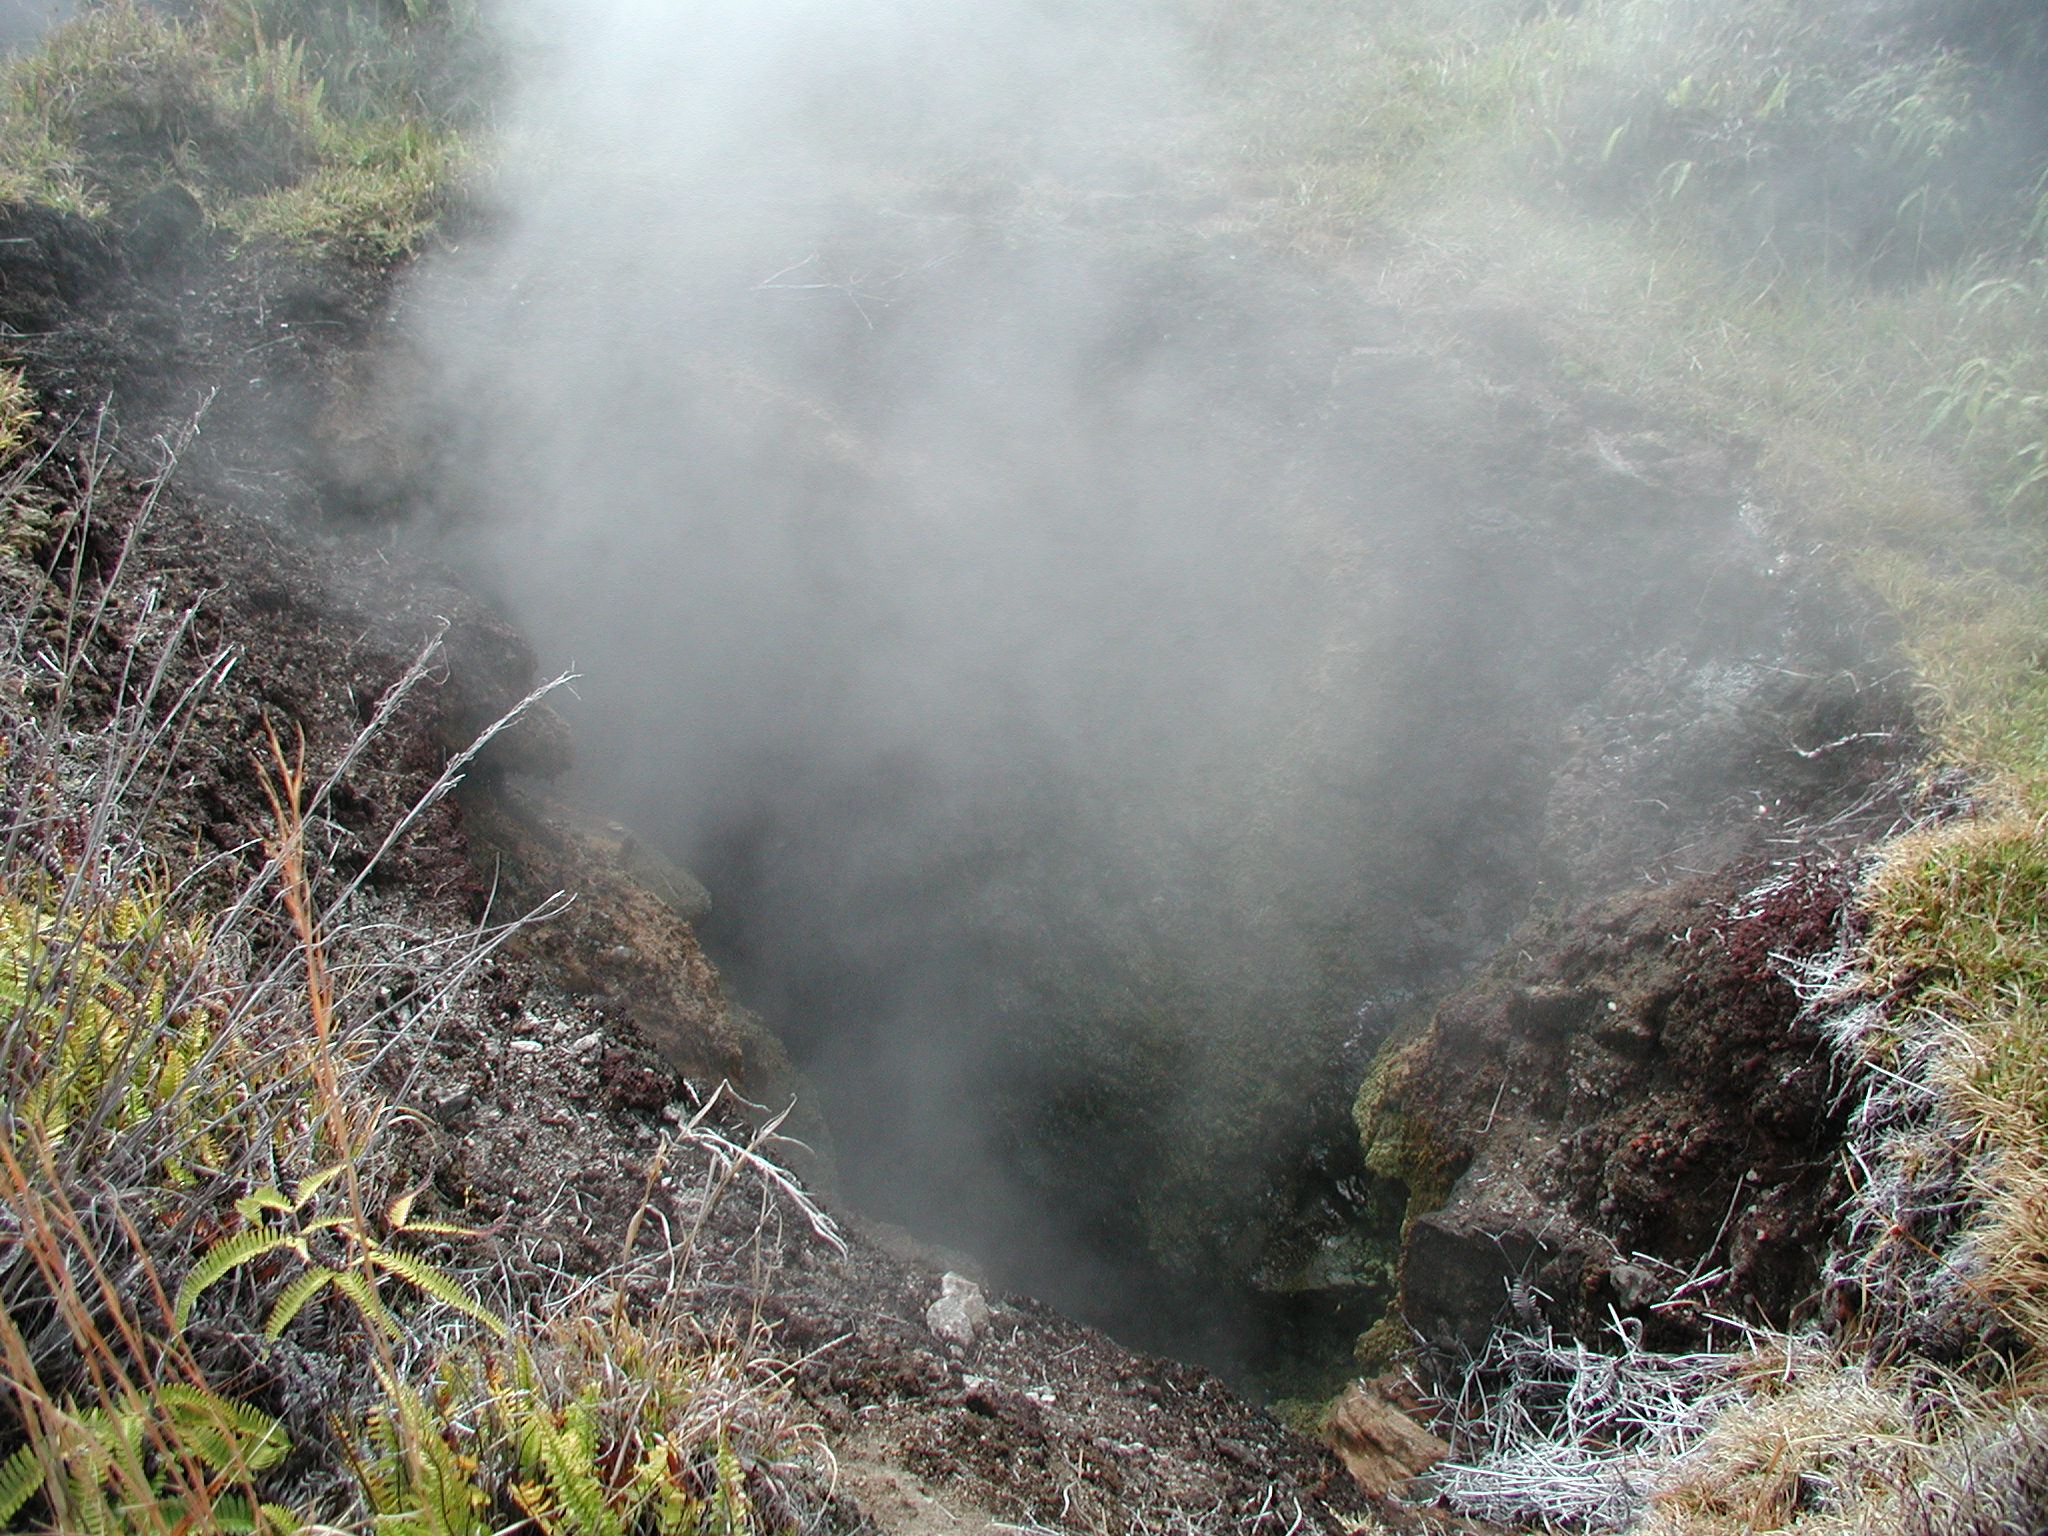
1351,1311,1411,1374
1266,1395,1329,1439
1352,1025,1461,1217
1349,1023,1470,1367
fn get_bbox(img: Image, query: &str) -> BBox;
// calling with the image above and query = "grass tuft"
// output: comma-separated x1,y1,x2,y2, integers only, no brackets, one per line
0,0,489,260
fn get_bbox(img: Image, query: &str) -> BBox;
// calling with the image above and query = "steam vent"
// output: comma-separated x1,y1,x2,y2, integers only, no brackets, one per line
0,0,2045,1531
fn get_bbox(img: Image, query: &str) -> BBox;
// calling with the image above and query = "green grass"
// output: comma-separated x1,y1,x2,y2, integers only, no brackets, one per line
219,114,463,261
1204,0,2048,1519
0,0,486,260
1192,0,2048,792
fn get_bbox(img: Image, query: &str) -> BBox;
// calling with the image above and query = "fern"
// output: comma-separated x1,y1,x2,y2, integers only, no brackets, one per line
175,1229,307,1330
471,1318,808,1536
539,1395,621,1536
0,1387,297,1533
346,1371,487,1536
263,1264,339,1337
235,1185,297,1221
329,1266,399,1339
0,889,253,1183
207,1493,303,1534
368,1250,507,1339
154,1384,292,1473
177,1164,504,1343
0,1441,44,1523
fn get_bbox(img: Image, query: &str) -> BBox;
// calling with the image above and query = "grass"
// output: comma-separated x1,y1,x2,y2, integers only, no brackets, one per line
1190,0,2048,794
219,115,462,262
1188,0,2048,1526
1860,817,2048,1353
0,405,835,1531
5,0,2048,1526
0,0,484,258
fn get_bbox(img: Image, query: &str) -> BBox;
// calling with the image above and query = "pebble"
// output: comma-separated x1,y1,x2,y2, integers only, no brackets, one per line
509,1039,544,1054
925,1272,991,1350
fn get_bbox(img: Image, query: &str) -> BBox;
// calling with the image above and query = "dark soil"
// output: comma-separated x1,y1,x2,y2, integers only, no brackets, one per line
0,206,1393,1531
1359,829,1942,1377
0,178,1933,1532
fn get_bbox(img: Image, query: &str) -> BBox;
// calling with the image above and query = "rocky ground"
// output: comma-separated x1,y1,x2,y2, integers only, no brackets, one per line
0,201,1404,1532
0,165,1929,1532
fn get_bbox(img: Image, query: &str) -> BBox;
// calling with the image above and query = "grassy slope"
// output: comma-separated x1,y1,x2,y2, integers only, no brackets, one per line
0,6,836,1532
0,0,482,261
1185,0,2048,1526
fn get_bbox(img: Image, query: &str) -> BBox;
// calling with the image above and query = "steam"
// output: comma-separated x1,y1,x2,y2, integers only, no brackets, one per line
410,0,1564,1369
0,0,74,48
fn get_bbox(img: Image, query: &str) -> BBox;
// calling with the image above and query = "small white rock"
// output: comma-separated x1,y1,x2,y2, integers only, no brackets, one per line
509,1039,544,1055
924,1272,991,1351
568,1030,604,1055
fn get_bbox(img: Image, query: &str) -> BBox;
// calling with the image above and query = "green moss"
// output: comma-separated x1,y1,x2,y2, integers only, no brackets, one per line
1352,1311,1411,1373
1266,1395,1330,1439
1347,1023,1470,1368
1352,1025,1460,1216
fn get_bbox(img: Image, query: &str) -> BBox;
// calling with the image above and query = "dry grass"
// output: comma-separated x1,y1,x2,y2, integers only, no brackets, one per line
1611,822,2048,1535
1638,1350,1935,1536
1204,14,2048,1513
1859,816,2048,1353
1430,1320,1744,1531
0,404,837,1530
0,369,37,464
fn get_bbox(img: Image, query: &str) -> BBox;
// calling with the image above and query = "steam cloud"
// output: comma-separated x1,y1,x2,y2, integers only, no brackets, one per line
410,0,1567,1368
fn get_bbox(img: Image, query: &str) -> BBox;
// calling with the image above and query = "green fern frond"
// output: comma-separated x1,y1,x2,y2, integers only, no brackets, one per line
713,1440,749,1536
350,1407,405,1514
292,1163,348,1207
175,1228,307,1328
390,1217,491,1240
329,1266,399,1338
206,1492,305,1533
264,1264,339,1337
207,1493,263,1533
235,1185,295,1221
368,1250,507,1338
156,1384,292,1472
504,1388,623,1536
0,1440,45,1522
347,1376,486,1536
386,1181,426,1230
